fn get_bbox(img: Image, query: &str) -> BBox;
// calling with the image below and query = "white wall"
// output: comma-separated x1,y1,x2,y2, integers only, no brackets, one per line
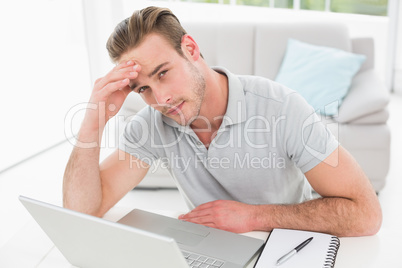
0,0,91,172
393,1,402,93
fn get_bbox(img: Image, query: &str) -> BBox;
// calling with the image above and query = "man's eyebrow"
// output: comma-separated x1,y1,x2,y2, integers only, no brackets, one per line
129,82,137,90
148,62,169,78
129,61,170,91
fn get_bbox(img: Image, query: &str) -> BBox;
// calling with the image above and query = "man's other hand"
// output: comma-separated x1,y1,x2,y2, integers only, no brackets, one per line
178,200,257,233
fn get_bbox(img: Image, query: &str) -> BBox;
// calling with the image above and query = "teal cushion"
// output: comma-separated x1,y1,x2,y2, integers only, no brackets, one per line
275,39,366,116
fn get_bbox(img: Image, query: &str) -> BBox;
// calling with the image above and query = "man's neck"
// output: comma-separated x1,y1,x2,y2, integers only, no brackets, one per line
190,68,228,145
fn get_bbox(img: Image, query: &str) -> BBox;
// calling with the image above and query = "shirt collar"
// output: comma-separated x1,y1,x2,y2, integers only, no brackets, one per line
214,66,247,127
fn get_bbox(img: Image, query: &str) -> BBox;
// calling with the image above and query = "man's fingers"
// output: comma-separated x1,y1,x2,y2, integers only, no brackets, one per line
95,62,140,91
179,209,209,220
121,84,133,95
94,77,103,85
105,65,139,86
178,200,255,233
188,200,216,212
113,59,136,73
101,78,130,97
180,213,215,225
179,200,222,222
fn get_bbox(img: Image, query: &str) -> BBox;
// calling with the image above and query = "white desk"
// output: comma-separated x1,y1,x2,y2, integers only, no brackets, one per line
1,203,401,268
1,134,402,267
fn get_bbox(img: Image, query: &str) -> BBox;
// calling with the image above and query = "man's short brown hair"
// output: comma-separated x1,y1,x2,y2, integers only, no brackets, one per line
106,6,187,63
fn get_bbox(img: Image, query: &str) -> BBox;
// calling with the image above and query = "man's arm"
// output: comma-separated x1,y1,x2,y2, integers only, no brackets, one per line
63,148,149,217
179,146,382,237
63,60,149,217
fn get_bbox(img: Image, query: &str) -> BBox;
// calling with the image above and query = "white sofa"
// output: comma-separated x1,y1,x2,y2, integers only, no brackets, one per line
117,21,390,193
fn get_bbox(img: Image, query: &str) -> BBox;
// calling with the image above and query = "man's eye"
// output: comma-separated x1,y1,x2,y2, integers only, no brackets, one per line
138,86,149,93
159,70,167,78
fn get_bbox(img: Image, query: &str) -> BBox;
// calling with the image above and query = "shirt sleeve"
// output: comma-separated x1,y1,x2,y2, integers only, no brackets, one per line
277,91,339,173
118,108,159,166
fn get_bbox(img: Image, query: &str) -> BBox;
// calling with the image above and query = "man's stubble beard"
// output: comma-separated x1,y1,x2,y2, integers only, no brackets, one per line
171,62,206,127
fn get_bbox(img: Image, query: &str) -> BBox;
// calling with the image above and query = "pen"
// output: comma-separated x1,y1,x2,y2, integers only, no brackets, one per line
276,237,313,266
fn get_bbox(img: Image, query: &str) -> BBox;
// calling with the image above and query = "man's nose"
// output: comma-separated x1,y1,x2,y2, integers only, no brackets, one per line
152,87,172,106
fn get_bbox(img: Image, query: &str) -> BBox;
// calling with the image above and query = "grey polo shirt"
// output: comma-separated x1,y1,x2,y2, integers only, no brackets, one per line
119,67,339,209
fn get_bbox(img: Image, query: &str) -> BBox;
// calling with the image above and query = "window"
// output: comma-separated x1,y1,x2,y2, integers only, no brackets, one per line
330,0,388,16
171,0,388,16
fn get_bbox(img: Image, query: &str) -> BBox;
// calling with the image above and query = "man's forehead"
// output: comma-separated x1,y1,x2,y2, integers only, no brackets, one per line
118,47,147,65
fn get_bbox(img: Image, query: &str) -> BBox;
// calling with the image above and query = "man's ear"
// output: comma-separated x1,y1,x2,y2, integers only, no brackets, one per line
181,34,200,61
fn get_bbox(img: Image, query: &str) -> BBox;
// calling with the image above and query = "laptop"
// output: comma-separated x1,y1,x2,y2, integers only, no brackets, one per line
19,195,264,268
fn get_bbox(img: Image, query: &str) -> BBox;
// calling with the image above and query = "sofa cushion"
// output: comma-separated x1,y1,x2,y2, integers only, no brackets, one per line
351,37,374,73
254,22,351,80
275,39,366,116
337,69,390,123
346,109,389,124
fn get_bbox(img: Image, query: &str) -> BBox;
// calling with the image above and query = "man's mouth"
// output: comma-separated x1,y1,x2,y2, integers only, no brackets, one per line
166,101,184,116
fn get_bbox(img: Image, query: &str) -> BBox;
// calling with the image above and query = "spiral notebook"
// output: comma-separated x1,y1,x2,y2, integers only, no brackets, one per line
254,228,340,268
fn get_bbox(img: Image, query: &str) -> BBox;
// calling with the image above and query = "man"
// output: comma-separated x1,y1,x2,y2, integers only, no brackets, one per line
63,6,382,237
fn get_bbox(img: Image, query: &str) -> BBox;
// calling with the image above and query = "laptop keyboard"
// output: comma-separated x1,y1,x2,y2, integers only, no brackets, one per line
181,250,225,268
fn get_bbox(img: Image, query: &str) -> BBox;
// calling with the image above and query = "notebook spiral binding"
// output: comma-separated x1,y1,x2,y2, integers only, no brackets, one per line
323,236,340,268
